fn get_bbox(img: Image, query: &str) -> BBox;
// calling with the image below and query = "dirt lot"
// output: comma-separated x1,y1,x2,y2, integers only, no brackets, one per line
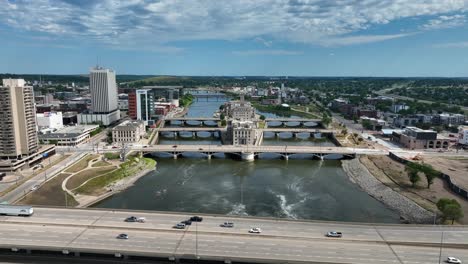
364,155,468,224
17,173,78,207
422,156,468,189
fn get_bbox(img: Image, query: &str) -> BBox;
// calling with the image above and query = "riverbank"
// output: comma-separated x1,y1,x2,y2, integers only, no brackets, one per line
342,157,434,223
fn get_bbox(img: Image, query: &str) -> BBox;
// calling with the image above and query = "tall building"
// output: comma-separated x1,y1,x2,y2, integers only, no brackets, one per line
128,89,154,125
78,66,120,125
0,79,38,159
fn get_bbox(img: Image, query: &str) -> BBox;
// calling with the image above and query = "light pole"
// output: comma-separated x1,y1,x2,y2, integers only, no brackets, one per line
438,231,444,264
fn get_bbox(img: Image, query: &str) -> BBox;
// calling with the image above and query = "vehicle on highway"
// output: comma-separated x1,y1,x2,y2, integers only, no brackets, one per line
190,216,203,222
447,257,462,264
181,220,192,225
124,216,145,223
249,227,261,234
30,185,40,191
116,233,129,239
220,222,234,228
173,223,186,229
326,231,343,238
0,205,34,216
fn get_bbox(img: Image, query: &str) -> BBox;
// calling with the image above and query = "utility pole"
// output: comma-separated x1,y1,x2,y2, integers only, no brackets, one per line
438,231,444,264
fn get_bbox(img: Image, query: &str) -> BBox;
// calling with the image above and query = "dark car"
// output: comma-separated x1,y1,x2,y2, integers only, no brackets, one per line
190,216,203,222
220,222,234,228
181,220,192,225
116,233,129,239
125,216,138,222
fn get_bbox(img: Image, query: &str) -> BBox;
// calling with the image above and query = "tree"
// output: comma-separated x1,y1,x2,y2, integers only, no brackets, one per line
220,120,227,126
260,115,266,121
341,128,348,136
106,131,113,144
321,113,331,128
220,113,225,120
407,162,440,189
219,105,225,110
405,165,420,187
437,198,463,224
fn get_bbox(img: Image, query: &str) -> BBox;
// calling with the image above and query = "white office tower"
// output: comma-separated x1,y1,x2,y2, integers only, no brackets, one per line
0,79,38,159
78,66,120,125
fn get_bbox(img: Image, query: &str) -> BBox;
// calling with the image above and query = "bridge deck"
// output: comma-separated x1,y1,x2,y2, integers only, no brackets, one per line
158,127,334,133
0,207,467,264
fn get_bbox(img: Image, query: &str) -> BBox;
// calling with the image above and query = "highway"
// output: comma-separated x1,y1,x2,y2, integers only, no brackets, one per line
0,207,467,263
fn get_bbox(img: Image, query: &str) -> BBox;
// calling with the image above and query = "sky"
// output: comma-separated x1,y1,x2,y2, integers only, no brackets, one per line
1,0,468,77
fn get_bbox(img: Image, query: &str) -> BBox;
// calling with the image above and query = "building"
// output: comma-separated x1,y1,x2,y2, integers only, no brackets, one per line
62,112,78,125
36,112,63,130
393,116,420,128
118,94,129,110
432,113,465,126
458,126,468,146
360,116,386,130
224,96,256,121
112,120,145,143
128,89,154,125
39,125,99,146
77,67,120,126
0,79,38,159
391,126,450,149
229,120,261,145
392,104,409,113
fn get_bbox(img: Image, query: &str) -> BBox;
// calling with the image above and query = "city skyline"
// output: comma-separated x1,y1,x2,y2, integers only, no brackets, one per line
1,1,468,76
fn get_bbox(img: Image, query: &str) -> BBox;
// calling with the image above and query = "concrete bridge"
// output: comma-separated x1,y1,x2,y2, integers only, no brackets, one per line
1,207,467,264
164,117,219,127
265,118,322,127
138,144,361,160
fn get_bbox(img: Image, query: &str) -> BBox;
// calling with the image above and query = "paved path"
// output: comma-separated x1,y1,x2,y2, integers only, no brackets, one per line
0,207,467,264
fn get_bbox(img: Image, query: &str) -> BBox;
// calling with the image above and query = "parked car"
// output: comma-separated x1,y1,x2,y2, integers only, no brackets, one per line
116,233,129,239
173,223,186,229
190,216,203,222
220,222,234,228
447,257,462,264
326,231,343,238
124,216,145,223
249,227,261,234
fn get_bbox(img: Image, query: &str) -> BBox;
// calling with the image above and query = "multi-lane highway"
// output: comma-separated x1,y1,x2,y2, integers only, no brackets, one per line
0,207,467,263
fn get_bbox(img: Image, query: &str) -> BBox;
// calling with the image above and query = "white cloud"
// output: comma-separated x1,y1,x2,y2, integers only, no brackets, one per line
0,0,467,49
232,49,303,56
420,14,466,30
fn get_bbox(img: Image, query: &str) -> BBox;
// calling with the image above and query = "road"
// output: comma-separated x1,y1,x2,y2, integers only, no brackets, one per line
0,207,467,264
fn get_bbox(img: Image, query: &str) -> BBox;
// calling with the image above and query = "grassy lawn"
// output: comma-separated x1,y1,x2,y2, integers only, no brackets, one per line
75,157,156,196
104,152,120,160
65,154,99,173
16,173,78,207
92,160,111,167
66,167,116,190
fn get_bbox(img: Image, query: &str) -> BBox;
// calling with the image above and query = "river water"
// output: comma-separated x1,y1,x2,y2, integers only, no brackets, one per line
94,93,400,223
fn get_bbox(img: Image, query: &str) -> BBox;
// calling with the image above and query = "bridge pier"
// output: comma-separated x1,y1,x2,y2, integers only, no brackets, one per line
282,154,289,160
241,152,255,161
173,154,178,159
207,154,212,160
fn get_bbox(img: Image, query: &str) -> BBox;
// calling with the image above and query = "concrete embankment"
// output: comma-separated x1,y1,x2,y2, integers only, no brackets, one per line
342,157,433,224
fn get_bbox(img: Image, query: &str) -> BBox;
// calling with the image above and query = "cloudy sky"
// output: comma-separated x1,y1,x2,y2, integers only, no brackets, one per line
1,0,468,76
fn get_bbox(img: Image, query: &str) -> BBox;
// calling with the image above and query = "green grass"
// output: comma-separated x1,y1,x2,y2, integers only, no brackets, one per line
104,152,120,160
65,154,99,173
92,160,111,167
16,173,79,207
66,167,116,190
75,158,156,196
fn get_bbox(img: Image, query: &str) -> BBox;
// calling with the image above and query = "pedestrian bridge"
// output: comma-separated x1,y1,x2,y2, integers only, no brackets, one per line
0,207,467,264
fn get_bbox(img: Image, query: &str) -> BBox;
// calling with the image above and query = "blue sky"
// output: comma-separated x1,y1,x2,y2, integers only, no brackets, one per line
1,0,468,76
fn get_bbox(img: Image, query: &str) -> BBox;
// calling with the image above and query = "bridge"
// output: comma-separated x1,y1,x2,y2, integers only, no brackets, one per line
138,145,370,160
1,207,467,264
165,117,323,127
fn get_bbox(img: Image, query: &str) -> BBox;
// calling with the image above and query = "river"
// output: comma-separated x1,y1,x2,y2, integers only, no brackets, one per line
93,93,400,223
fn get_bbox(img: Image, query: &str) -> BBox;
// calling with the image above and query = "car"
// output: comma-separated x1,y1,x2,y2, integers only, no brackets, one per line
172,145,177,148
125,216,145,223
181,220,192,225
447,257,462,264
249,227,261,234
112,146,118,149
173,223,186,229
30,185,40,191
220,222,234,228
326,231,343,238
190,216,203,222
116,233,129,239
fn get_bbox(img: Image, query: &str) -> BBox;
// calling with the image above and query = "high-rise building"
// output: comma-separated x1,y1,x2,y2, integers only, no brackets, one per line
128,89,154,125
0,79,38,159
89,67,118,113
77,66,120,125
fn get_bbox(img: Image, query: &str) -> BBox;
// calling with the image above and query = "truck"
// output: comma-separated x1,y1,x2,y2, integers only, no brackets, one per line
326,231,343,238
0,205,34,216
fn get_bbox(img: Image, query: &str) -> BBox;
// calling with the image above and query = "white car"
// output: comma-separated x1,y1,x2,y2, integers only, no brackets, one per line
30,185,40,191
447,257,462,264
249,227,261,234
